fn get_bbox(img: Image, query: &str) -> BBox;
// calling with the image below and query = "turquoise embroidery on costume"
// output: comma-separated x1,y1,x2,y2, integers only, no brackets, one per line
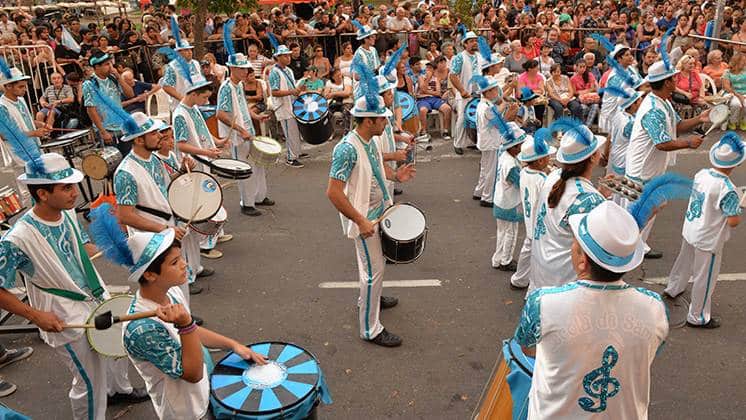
622,119,633,139
114,169,139,206
217,84,233,113
329,142,357,182
450,53,464,74
561,192,604,228
523,188,531,219
0,241,33,288
534,203,547,240
83,77,123,131
578,345,620,413
183,106,213,148
493,205,522,222
173,115,189,143
125,319,183,379
686,189,705,221
514,282,580,348
641,108,672,145
268,70,281,90
720,190,742,217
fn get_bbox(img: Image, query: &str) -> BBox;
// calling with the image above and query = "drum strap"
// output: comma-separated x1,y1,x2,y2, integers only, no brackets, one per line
63,212,105,299
134,204,173,222
28,282,89,301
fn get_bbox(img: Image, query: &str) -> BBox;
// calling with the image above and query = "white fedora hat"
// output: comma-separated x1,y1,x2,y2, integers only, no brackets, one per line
17,152,84,185
710,131,746,169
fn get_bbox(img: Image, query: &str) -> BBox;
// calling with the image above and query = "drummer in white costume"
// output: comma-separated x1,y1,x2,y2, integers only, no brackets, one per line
473,75,505,206
665,133,744,329
511,128,556,289
373,75,409,198
268,36,306,168
598,44,643,134
113,113,210,310
326,94,416,348
626,59,710,258
160,16,203,112
449,30,482,155
217,41,274,216
0,60,45,206
83,216,267,420
530,120,607,291
351,20,380,88
0,152,148,420
514,201,668,419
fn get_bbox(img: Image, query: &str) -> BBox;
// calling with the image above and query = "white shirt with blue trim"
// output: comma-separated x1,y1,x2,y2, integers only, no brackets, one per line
626,93,681,183
520,168,548,239
682,168,742,253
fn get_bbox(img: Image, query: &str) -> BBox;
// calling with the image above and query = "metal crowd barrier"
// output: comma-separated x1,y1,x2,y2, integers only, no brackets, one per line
0,44,59,114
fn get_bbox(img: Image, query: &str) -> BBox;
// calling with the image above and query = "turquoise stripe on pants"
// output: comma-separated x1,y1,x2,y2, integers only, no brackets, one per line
361,237,373,340
700,254,716,323
64,344,94,420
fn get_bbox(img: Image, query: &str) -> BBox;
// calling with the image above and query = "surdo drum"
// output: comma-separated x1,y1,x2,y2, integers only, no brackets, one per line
379,203,428,264
293,93,333,145
81,147,123,180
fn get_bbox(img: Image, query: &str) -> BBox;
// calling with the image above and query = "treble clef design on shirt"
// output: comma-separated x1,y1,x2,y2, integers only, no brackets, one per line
578,345,621,413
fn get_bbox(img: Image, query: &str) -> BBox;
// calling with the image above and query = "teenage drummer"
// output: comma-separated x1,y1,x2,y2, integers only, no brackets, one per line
218,28,274,217
85,213,266,419
327,94,416,347
268,37,306,168
160,16,204,112
0,152,148,419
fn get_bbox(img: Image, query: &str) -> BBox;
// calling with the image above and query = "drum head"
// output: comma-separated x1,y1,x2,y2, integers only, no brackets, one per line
253,137,282,154
710,104,729,125
198,105,217,119
167,172,222,222
212,158,252,172
86,295,133,358
55,129,90,141
465,98,479,128
397,92,416,120
211,341,321,415
381,204,426,241
293,93,329,123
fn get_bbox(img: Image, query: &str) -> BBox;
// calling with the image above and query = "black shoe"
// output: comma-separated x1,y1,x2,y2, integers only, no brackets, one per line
193,315,204,326
480,200,492,207
472,195,481,201
467,145,478,150
497,261,518,272
454,147,464,155
369,329,402,347
299,153,309,158
285,159,304,168
107,387,150,405
644,250,663,259
687,317,721,329
0,379,16,397
241,206,262,216
255,197,275,206
0,346,33,369
662,291,680,300
380,296,398,309
393,188,403,196
197,267,214,278
189,283,203,295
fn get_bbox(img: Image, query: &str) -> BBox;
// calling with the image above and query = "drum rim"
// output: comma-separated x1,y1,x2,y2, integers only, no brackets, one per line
86,294,133,358
398,92,416,120
193,156,253,178
293,92,329,123
54,129,91,141
210,340,322,415
379,202,427,238
167,171,223,222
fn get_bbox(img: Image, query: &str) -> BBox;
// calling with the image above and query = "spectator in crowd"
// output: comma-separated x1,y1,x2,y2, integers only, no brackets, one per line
543,27,568,69
546,63,583,121
334,42,354,80
248,43,272,79
416,56,451,139
120,68,160,113
571,59,601,126
639,47,659,78
442,42,455,68
298,66,324,92
723,52,746,130
673,54,706,114
703,49,729,90
203,53,228,84
538,43,555,79
324,67,352,115
0,12,17,36
289,42,308,81
310,44,331,80
505,40,528,74
35,72,74,128
636,12,658,59
518,59,547,123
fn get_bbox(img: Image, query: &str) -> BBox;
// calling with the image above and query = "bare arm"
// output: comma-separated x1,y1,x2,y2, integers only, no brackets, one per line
162,85,183,103
117,205,170,234
449,73,468,97
326,178,368,229
0,288,64,331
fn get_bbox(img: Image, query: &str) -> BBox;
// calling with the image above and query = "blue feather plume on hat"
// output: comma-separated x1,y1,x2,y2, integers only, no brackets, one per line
351,19,366,32
382,43,407,78
605,54,636,88
477,36,492,63
352,56,380,109
599,85,632,100
88,83,139,135
89,203,135,267
534,127,552,155
487,103,516,144
170,15,183,48
550,117,593,146
0,57,12,80
590,33,615,53
157,47,193,85
267,32,280,51
627,172,692,228
223,19,236,57
0,118,44,174
719,131,745,155
457,23,467,37
660,24,676,71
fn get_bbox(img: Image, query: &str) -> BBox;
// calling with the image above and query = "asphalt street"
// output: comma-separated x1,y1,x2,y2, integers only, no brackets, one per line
0,131,744,419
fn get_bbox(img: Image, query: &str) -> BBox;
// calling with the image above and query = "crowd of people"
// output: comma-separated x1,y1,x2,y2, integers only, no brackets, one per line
0,0,741,419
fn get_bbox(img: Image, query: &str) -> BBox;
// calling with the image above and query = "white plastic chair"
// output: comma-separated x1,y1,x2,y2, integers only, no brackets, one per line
699,73,719,96
257,79,271,136
145,89,171,122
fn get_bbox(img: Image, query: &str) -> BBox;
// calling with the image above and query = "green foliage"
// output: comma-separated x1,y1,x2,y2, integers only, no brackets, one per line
177,0,258,15
454,0,474,28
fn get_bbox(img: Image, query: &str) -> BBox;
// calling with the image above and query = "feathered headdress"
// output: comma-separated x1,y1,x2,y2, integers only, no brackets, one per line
605,53,636,88
477,36,492,63
659,24,676,71
88,82,139,135
457,23,467,38
382,43,407,78
488,103,516,144
534,127,552,156
267,32,280,52
590,33,615,53
627,172,692,228
0,57,11,80
599,85,633,100
170,15,183,48
0,118,44,174
157,47,193,85
352,56,380,109
223,19,236,57
351,19,366,33
89,203,135,267
550,117,593,146
719,131,745,155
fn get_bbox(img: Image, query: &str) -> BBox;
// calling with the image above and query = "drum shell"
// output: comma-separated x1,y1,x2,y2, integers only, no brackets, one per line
380,228,427,263
402,116,420,135
248,138,282,167
297,115,333,145
86,295,133,358
81,147,123,180
473,339,534,420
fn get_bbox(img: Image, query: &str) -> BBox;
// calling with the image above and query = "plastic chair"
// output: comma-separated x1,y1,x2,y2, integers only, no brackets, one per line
145,89,171,122
699,73,719,96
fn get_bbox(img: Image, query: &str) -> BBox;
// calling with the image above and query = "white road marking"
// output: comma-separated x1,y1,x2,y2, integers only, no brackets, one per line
319,279,442,288
644,273,746,285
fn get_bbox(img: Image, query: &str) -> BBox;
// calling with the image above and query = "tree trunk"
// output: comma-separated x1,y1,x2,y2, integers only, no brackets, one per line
193,0,209,59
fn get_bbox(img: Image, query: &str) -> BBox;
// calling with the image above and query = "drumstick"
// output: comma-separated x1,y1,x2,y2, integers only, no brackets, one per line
186,204,203,229
372,205,399,226
50,128,82,132
63,310,159,330
90,251,103,260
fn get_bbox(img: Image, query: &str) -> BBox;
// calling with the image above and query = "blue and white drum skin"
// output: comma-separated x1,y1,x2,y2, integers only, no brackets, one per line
396,92,417,121
293,93,333,145
199,105,217,120
210,341,332,419
464,97,479,129
503,338,534,420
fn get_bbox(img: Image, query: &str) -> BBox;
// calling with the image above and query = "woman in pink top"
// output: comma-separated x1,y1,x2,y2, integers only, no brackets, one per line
673,54,706,114
518,59,546,122
570,60,600,126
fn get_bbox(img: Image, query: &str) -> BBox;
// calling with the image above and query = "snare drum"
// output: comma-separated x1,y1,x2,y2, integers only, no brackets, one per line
193,156,253,180
210,341,331,420
87,295,133,358
0,186,21,216
473,338,534,420
42,130,87,151
293,92,333,145
397,92,420,134
248,137,282,167
379,203,427,263
81,147,123,180
709,104,730,127
167,172,223,223
191,206,226,236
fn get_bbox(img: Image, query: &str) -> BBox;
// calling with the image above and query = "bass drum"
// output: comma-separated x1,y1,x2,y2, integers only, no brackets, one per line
397,92,420,134
473,338,534,420
464,97,479,144
293,92,333,145
81,147,123,180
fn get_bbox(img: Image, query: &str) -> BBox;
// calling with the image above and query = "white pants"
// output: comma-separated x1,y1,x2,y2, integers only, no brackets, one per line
640,214,656,254
452,96,470,149
354,228,385,340
56,335,133,420
728,95,745,124
492,219,519,267
198,226,224,251
665,240,722,325
279,118,302,161
232,142,268,208
12,164,30,207
181,230,202,293
474,150,497,203
511,236,532,288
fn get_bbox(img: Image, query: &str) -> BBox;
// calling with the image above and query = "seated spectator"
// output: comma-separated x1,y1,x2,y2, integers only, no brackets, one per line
248,43,272,79
334,42,354,80
203,53,227,84
538,43,555,79
505,39,527,74
121,69,160,113
722,53,746,129
142,25,164,45
638,47,659,79
298,66,324,92
35,72,74,128
684,47,704,73
425,40,440,62
546,63,583,121
416,58,451,138
703,49,729,91
310,45,331,80
570,59,601,126
673,55,705,111
323,68,352,113
517,59,546,123
243,69,265,114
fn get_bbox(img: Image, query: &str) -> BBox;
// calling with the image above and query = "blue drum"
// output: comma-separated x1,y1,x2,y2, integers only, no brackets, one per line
464,97,479,129
397,92,420,134
293,93,333,145
210,341,332,419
